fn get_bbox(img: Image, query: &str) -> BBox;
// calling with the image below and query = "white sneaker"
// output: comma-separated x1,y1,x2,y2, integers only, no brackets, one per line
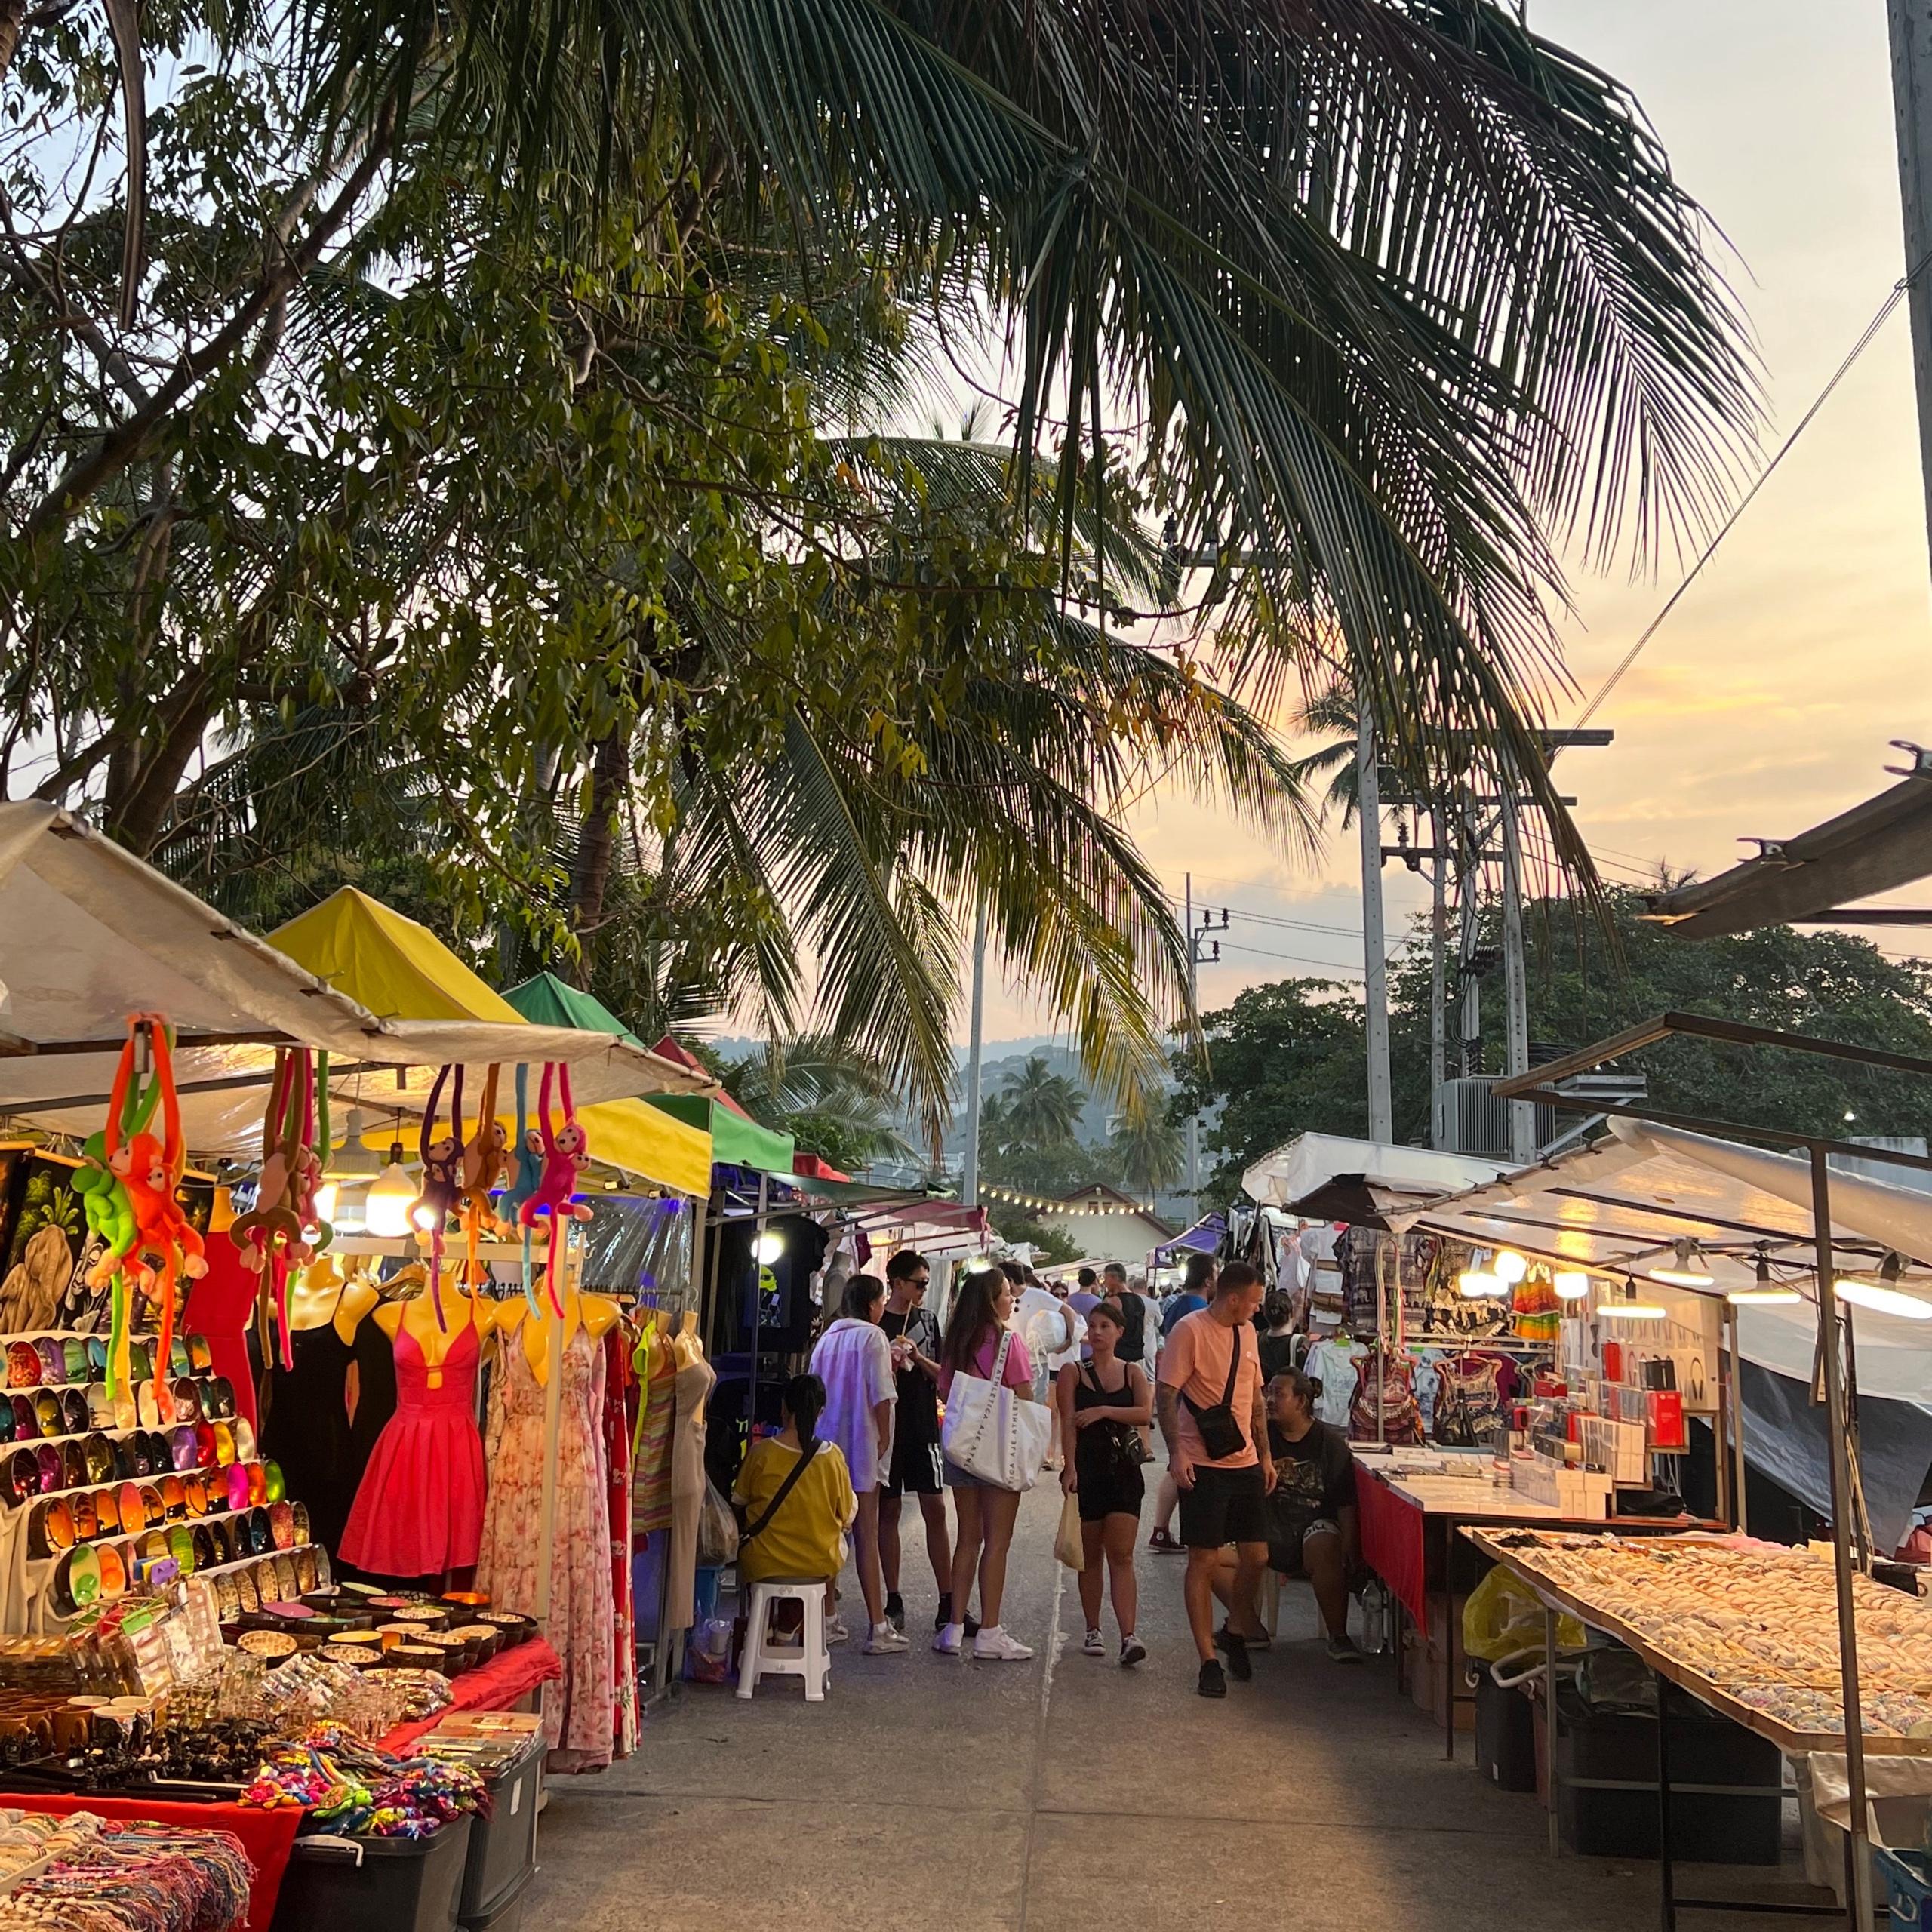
864,1623,910,1655
932,1623,964,1656
1081,1628,1106,1656
972,1626,1034,1662
1326,1633,1363,1664
826,1618,851,1646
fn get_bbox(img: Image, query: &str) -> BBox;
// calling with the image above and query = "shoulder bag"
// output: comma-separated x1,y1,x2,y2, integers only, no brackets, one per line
1181,1324,1248,1461
740,1438,823,1544
940,1330,1051,1491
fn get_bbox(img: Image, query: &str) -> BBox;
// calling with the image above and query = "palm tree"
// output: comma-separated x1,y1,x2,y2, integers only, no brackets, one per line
1112,1114,1186,1199
293,0,1758,864
1000,1056,1088,1149
721,1035,915,1168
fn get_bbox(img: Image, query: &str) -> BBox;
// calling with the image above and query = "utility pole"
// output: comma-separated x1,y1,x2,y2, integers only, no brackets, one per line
960,900,987,1207
1182,872,1225,1198
1888,0,1932,580
1498,771,1536,1161
1357,712,1393,1143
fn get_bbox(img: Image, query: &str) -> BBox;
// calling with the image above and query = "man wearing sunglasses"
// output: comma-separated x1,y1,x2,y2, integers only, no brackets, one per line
878,1249,956,1633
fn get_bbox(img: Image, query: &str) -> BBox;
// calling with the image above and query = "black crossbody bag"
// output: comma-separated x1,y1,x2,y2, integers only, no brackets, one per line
1182,1327,1247,1460
740,1438,823,1543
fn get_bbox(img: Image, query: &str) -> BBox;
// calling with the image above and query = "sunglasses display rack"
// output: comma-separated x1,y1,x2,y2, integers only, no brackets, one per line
0,1329,323,1637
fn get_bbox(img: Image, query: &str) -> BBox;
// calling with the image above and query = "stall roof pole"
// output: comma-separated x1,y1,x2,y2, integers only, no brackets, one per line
1723,1302,1748,1535
1809,1148,1875,1932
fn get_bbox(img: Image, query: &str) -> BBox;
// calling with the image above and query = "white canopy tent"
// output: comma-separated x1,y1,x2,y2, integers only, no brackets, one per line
1392,1115,1932,1401
0,802,709,1156
1242,1132,1511,1217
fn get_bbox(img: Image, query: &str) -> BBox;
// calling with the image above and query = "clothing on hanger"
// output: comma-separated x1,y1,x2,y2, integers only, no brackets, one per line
476,1322,614,1773
339,1294,488,1577
1346,1346,1423,1445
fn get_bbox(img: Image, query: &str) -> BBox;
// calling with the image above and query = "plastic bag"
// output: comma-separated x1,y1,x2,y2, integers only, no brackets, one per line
697,1479,740,1565
1054,1491,1087,1571
1463,1564,1584,1665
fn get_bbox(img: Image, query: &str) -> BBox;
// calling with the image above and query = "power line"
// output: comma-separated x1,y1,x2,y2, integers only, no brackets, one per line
1567,263,1923,736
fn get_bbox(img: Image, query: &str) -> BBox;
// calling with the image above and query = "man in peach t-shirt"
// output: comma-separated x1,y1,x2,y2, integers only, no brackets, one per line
1156,1260,1274,1699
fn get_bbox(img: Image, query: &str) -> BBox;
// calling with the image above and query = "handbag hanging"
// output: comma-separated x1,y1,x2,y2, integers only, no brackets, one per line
940,1330,1051,1491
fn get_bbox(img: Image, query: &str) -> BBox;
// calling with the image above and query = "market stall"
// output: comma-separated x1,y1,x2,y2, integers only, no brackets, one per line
0,811,712,1928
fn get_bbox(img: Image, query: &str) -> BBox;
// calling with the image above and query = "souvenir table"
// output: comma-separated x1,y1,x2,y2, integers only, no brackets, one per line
1468,1527,1932,1928
1352,1448,1709,1761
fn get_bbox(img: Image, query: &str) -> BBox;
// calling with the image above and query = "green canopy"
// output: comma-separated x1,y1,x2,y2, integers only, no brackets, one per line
651,1092,795,1176
503,971,645,1049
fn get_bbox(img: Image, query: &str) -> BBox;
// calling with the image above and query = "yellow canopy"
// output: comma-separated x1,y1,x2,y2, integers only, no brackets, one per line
271,889,712,1197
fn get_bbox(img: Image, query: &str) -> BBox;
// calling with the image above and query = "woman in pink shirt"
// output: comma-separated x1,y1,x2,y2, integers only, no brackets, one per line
934,1267,1036,1662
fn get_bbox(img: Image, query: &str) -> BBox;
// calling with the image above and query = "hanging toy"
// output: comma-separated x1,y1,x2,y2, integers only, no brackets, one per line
104,1014,207,1417
295,1050,334,1256
76,1063,158,1304
410,1065,466,1328
497,1064,546,1315
519,1061,592,1315
457,1063,506,1287
229,1048,321,1368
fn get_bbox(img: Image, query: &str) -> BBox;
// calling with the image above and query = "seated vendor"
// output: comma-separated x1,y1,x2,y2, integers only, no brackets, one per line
732,1373,858,1631
1214,1369,1360,1661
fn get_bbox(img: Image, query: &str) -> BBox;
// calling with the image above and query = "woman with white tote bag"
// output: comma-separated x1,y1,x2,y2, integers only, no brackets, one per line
934,1267,1049,1661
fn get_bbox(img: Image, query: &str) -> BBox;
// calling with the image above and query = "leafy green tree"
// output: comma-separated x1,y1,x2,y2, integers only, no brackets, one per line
719,1035,913,1175
998,1055,1088,1149
1111,1113,1185,1198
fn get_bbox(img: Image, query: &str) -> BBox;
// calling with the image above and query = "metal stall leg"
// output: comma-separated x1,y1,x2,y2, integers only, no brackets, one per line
1546,1606,1561,1858
1656,1669,1676,1932
1441,1518,1456,1762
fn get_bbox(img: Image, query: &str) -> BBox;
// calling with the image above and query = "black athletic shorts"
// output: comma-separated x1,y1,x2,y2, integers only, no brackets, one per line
882,1435,944,1499
1177,1463,1268,1549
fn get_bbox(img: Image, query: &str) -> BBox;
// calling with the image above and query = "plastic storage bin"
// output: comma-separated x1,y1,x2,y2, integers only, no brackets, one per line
459,1730,544,1923
1877,1846,1932,1925
270,1816,473,1932
1475,1669,1538,1792
1553,1690,1781,1865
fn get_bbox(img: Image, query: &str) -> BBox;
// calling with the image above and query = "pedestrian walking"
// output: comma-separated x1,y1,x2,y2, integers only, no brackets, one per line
1066,1266,1102,1321
808,1272,907,1655
1257,1291,1298,1382
877,1249,954,1634
934,1266,1036,1662
1155,1260,1273,1698
1056,1298,1151,1666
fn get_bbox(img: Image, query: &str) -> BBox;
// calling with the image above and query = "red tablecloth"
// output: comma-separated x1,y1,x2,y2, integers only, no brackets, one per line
1355,1464,1429,1638
380,1635,561,1755
2,1790,301,1932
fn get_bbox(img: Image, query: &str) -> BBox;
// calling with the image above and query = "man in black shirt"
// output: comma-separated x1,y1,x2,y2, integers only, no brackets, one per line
1243,1368,1361,1660
1205,1367,1360,1654
878,1249,955,1632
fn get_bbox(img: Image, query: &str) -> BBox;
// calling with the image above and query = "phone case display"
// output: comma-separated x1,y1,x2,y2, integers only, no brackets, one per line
475,1326,612,1772
0,1328,321,1635
339,1312,486,1579
1481,1530,1932,1743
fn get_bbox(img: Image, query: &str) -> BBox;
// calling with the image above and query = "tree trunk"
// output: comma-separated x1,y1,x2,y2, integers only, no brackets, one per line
0,0,27,91
568,725,630,981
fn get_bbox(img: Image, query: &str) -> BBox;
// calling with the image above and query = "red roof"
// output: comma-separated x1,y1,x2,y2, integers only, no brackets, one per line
792,1152,850,1183
651,1036,756,1119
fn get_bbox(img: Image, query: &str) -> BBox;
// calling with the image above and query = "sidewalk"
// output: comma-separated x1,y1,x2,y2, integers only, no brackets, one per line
529,1484,1827,1929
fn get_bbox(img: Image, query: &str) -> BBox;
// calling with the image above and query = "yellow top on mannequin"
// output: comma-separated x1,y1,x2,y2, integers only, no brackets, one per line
374,1272,494,1369
285,1257,380,1346
496,1290,622,1383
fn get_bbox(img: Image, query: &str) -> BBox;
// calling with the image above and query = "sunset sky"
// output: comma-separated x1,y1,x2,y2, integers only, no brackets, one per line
972,0,1932,1044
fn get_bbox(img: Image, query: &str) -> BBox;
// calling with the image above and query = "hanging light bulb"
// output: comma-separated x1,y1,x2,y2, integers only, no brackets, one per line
1835,1254,1932,1320
310,1180,339,1228
1552,1270,1592,1301
753,1230,786,1265
1649,1239,1715,1288
1457,1251,1506,1298
1493,1249,1528,1285
1730,1252,1801,1306
1599,1278,1667,1320
365,1144,415,1238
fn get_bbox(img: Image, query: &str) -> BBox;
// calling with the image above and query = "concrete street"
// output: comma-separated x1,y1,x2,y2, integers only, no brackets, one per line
531,1485,1830,1929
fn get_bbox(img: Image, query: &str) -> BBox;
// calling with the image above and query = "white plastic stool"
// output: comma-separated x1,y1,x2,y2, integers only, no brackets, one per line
737,1579,831,1701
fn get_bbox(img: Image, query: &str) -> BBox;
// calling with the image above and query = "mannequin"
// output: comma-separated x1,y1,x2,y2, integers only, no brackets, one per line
260,1255,381,1557
338,1273,491,1578
476,1269,619,1772
664,1312,714,1635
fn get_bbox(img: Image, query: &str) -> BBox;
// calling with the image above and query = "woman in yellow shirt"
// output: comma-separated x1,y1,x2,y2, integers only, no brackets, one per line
733,1374,858,1634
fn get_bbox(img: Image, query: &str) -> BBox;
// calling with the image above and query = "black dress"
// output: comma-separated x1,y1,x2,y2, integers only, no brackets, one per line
1071,1361,1146,1524
260,1306,361,1558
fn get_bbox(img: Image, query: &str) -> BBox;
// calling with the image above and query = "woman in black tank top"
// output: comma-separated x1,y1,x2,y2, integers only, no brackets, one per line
1055,1300,1152,1666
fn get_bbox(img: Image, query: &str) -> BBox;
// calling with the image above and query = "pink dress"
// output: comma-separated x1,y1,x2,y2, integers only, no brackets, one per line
339,1318,487,1577
475,1324,614,1774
